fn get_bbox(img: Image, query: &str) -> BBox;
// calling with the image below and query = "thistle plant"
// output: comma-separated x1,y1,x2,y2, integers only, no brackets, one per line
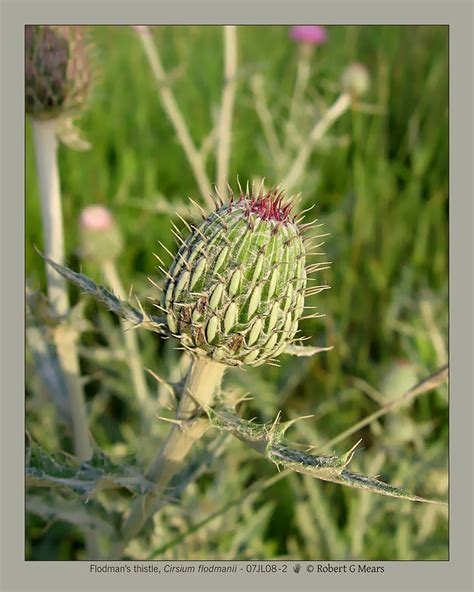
26,24,97,556
38,181,447,559
26,26,448,561
27,25,94,461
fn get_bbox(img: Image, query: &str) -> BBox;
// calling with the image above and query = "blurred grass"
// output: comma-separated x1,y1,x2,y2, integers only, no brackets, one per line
26,25,448,560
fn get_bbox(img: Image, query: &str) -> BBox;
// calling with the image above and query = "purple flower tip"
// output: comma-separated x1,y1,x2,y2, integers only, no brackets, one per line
289,25,327,46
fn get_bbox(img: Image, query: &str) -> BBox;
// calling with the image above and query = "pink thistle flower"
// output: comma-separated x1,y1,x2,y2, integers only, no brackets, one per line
79,205,123,262
80,205,114,231
289,25,327,46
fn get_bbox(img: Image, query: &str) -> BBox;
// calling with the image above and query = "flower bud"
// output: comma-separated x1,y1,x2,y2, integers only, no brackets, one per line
160,187,311,367
79,205,123,263
380,359,418,400
25,25,91,120
340,63,370,98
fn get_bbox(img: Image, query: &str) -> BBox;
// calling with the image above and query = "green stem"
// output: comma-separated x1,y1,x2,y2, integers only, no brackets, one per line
216,25,237,197
31,117,97,557
282,92,352,192
284,44,313,152
110,356,226,558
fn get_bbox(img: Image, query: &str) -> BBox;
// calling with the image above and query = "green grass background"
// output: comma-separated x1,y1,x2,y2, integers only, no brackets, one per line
26,25,448,561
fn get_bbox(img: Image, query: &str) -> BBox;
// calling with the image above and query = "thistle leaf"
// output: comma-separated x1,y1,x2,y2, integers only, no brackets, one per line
27,492,117,536
209,407,446,505
26,439,154,497
39,252,169,336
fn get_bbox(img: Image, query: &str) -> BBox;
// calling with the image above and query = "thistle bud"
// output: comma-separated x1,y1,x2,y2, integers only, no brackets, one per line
25,25,91,120
79,205,123,263
380,359,418,401
340,63,370,98
161,187,312,367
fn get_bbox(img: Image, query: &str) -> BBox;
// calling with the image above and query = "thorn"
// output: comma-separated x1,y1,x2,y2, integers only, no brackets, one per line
152,251,166,267
190,224,209,243
134,296,147,318
145,368,176,399
279,414,315,436
152,302,170,314
157,264,174,282
175,213,192,233
170,225,187,247
170,221,184,238
157,240,176,263
147,276,164,293
306,262,332,273
176,252,192,272
189,197,208,219
156,415,183,426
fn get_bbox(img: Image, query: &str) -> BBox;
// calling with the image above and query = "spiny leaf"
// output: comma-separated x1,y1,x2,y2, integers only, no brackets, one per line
208,407,446,505
27,492,117,536
26,439,154,497
38,251,169,336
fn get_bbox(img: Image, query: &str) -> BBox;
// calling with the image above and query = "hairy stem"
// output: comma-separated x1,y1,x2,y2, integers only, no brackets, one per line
135,26,213,207
216,25,237,197
111,357,226,558
101,260,152,418
282,92,352,192
31,117,97,557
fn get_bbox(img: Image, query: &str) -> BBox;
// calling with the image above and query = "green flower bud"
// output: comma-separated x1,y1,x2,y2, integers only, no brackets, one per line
380,359,419,400
25,25,91,120
161,187,311,367
340,63,370,98
79,205,123,263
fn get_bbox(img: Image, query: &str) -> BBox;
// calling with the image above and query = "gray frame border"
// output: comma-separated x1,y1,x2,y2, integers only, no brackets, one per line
2,1,472,591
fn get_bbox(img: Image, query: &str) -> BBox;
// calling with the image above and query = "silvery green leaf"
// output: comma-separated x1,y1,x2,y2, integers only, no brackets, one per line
209,407,445,505
39,252,169,336
27,493,117,536
26,440,154,497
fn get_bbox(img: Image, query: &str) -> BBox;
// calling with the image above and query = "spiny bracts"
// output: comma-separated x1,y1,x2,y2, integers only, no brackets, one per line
25,25,91,120
157,185,327,367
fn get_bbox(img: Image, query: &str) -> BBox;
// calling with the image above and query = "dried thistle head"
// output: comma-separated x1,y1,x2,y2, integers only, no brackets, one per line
25,25,92,120
156,183,328,367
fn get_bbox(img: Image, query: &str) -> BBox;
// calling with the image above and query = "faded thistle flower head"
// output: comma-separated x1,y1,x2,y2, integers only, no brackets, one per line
157,184,327,367
25,25,91,120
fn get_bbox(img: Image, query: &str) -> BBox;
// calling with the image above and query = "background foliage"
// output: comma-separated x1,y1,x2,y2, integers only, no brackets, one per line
26,25,448,560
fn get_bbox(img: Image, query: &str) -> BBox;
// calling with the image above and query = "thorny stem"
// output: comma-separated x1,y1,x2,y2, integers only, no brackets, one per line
282,92,352,192
31,118,98,557
101,260,152,420
135,26,214,208
110,357,226,558
216,25,237,197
